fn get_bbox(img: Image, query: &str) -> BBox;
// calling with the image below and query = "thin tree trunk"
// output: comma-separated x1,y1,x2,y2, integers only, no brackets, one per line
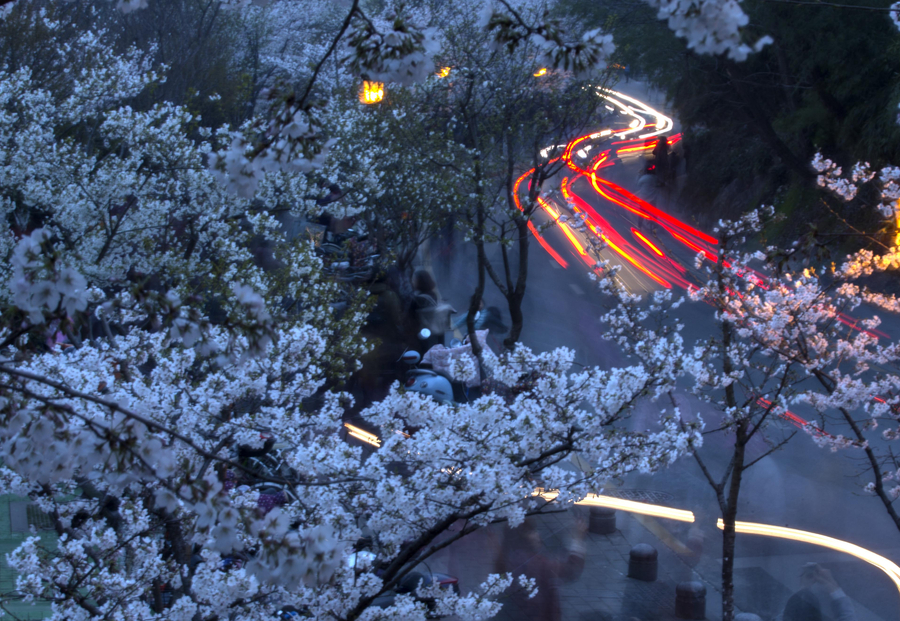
503,216,529,348
721,429,747,621
468,152,487,359
718,261,743,621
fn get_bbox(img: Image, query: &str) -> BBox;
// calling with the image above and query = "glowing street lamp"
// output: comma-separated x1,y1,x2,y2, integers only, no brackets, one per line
436,66,451,78
359,81,384,104
533,67,548,77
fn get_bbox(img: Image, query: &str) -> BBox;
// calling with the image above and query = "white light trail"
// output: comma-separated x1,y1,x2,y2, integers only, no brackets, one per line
539,144,568,158
599,92,646,138
597,88,673,138
538,490,695,522
718,519,900,596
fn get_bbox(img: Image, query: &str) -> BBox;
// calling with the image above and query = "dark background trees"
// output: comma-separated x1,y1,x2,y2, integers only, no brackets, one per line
560,0,900,240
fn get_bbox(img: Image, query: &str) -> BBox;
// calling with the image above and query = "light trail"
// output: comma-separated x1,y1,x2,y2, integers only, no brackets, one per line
590,175,719,246
540,91,891,342
512,166,570,268
615,133,683,157
598,88,674,138
632,228,664,256
344,423,380,447
756,397,834,439
340,429,900,598
717,519,900,597
601,234,672,288
539,490,695,522
598,92,647,138
567,176,690,289
537,197,588,256
529,221,569,268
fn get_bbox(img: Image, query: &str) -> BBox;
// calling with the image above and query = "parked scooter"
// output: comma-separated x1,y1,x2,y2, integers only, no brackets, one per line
400,345,457,404
399,329,482,404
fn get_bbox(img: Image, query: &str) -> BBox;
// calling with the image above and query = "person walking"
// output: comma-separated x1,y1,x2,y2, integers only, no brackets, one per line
493,515,588,621
652,136,670,185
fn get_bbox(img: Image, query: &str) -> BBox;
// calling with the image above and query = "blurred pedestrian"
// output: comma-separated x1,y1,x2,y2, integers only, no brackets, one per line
637,165,659,203
493,514,587,621
652,136,669,184
778,564,857,621
451,297,509,336
409,269,451,349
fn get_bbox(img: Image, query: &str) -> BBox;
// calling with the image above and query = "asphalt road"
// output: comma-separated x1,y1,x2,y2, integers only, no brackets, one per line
428,81,900,619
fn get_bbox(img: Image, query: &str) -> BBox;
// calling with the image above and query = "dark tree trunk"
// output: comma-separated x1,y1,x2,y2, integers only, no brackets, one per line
503,216,529,348
721,428,747,621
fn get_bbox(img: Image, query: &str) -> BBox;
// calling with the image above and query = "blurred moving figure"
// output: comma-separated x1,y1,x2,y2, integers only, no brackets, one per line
451,298,509,336
779,564,857,621
410,269,453,349
652,136,669,182
493,515,587,621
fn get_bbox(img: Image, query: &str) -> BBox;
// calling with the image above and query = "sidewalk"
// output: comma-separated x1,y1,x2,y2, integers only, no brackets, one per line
428,501,892,621
427,505,723,621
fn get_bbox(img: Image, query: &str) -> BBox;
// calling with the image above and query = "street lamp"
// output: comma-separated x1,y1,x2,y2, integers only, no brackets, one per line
359,81,384,104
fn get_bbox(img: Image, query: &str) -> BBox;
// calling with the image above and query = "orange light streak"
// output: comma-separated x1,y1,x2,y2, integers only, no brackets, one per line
616,142,658,156
632,229,663,256
602,234,671,288
538,197,587,256
562,226,588,255
667,229,719,262
590,173,652,220
591,150,615,171
512,167,569,268
538,197,560,219
529,221,569,268
591,174,718,245
344,423,381,447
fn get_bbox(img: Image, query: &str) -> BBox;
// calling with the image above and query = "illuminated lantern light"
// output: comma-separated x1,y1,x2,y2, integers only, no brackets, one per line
359,81,384,104
533,68,548,77
437,66,451,78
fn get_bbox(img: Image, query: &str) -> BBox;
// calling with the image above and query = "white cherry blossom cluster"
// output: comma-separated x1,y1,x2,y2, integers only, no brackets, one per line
0,1,798,618
812,153,900,219
689,183,900,527
9,229,88,325
1,229,701,619
644,0,772,61
812,153,862,201
479,1,617,77
210,103,332,198
343,6,440,87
